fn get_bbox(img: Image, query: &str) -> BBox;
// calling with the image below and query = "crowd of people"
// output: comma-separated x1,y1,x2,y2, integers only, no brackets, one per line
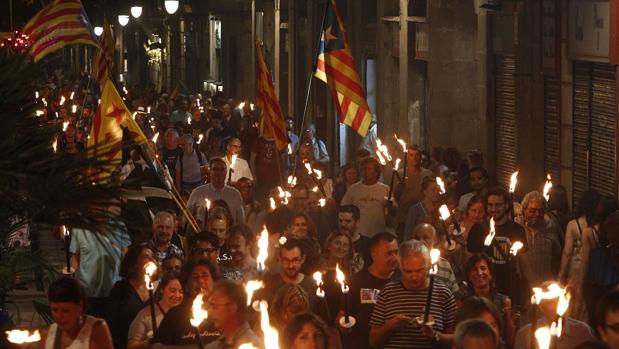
8,70,619,349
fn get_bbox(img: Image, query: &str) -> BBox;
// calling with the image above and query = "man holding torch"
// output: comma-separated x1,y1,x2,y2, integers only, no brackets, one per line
369,240,456,349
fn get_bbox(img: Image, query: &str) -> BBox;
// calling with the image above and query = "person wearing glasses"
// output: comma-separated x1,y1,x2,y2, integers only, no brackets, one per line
205,280,263,349
596,289,619,349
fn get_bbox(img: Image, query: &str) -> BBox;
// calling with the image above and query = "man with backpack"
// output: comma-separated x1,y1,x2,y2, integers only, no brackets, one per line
175,134,207,193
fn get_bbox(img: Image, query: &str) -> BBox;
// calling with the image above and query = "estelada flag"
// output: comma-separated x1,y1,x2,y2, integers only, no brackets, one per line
255,40,288,151
88,79,147,177
93,18,114,87
314,0,373,137
21,0,100,62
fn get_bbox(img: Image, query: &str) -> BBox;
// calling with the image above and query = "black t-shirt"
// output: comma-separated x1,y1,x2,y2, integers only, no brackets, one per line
341,269,397,349
467,220,528,306
259,272,317,304
106,279,148,349
153,300,220,346
160,146,183,174
353,235,373,268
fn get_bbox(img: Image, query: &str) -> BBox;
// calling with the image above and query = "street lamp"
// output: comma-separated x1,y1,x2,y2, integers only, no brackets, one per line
164,0,179,14
118,15,129,26
94,26,103,36
131,6,143,19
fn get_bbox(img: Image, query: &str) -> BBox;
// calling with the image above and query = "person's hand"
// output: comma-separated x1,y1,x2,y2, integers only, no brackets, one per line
503,297,513,315
420,323,437,339
386,314,412,331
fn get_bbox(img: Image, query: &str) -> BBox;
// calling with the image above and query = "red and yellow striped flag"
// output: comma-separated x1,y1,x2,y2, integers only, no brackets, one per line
255,40,288,151
21,0,100,63
314,0,372,137
93,18,114,87
88,79,148,178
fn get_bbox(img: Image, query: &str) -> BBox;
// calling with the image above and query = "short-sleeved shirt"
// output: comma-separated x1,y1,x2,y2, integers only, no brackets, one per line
127,304,165,343
69,222,131,298
341,269,397,349
251,138,278,186
147,240,184,266
187,183,245,225
369,280,456,349
160,147,183,175
341,181,390,238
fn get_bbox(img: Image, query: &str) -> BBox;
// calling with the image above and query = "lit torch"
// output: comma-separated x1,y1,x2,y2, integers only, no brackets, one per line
439,205,458,250
228,154,237,182
336,264,355,327
61,226,72,274
313,272,325,298
59,95,66,105
5,329,41,344
509,171,519,194
436,177,446,194
543,174,553,201
152,132,159,143
244,280,264,307
510,241,524,256
259,301,281,349
70,91,75,100
484,218,496,246
422,249,441,324
52,139,58,153
144,261,158,332
189,294,208,349
197,134,204,144
72,104,77,114
256,226,269,273
535,327,551,349
62,121,69,132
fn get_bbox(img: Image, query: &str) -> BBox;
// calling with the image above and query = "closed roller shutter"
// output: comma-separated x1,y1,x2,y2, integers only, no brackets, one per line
544,76,561,180
572,61,617,205
495,55,518,188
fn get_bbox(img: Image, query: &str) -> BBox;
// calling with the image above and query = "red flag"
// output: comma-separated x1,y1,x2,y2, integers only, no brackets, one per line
93,18,114,87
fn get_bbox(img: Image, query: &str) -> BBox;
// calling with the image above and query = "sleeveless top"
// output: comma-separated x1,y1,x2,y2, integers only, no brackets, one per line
45,315,99,349
568,218,585,277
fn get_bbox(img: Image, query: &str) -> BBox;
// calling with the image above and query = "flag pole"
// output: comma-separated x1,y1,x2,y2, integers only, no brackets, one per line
293,1,330,174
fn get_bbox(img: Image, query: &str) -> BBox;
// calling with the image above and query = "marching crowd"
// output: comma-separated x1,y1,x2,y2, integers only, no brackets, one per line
10,69,619,349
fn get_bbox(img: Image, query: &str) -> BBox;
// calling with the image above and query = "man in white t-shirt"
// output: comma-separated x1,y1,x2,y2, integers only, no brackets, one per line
222,137,253,184
341,157,389,237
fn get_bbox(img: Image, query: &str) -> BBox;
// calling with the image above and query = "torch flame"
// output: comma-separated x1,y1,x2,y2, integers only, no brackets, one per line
543,174,553,201
439,204,451,221
312,272,325,297
189,294,208,328
205,198,211,210
509,171,519,193
376,139,392,161
144,261,157,290
278,236,287,245
394,134,407,152
147,106,151,114
62,121,69,132
238,102,246,110
287,176,297,187
42,98,47,106
35,91,39,99
5,329,41,344
244,280,264,306
152,132,159,143
35,110,44,117
312,186,319,193
319,198,326,207
436,177,446,194
61,225,69,237
375,150,387,165
277,186,285,198
256,226,269,272
510,241,524,256
259,301,281,349
187,116,191,125
287,144,292,155
70,91,75,100
239,344,258,349
335,264,349,293
484,218,496,246
52,139,58,153
231,154,238,167
535,327,551,349
197,134,204,144
430,248,441,274
314,169,323,180
72,104,77,114
270,197,277,210
304,161,313,175
60,95,66,105
394,158,401,171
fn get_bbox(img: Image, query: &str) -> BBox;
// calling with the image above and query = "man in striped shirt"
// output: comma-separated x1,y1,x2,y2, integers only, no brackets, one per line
370,240,457,348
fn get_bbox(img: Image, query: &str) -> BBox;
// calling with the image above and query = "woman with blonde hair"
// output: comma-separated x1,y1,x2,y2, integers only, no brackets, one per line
270,284,311,332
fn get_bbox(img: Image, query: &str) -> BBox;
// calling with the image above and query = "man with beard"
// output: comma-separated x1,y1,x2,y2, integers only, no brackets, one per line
339,233,399,349
468,186,530,307
259,238,316,304
395,145,433,233
147,211,184,266
338,205,372,267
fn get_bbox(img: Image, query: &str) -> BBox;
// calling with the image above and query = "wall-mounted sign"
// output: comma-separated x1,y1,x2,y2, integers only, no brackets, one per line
567,0,610,62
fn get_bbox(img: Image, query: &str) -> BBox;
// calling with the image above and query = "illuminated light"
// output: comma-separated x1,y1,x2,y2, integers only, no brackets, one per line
270,197,276,210
189,294,208,328
197,134,204,144
94,26,103,36
244,280,264,306
231,154,238,167
52,139,58,152
436,177,446,194
439,204,451,221
72,105,77,114
535,327,551,349
259,301,280,349
510,241,524,256
147,106,151,113
314,168,322,180
312,186,319,193
35,110,44,117
287,175,297,187
144,261,157,290
304,161,313,175
543,174,553,201
484,218,496,246
287,144,292,155
152,132,159,143
319,198,326,207
238,102,246,110
5,329,41,344
335,264,349,294
187,116,191,125
62,121,69,132
131,6,143,18
239,344,258,349
35,91,39,99
70,91,75,100
394,134,407,152
278,236,287,245
394,158,401,171
41,98,47,106
118,15,129,27
509,171,519,193
164,0,179,14
313,272,325,298
59,95,66,105
429,249,441,274
375,150,386,165
256,226,269,272
205,199,211,210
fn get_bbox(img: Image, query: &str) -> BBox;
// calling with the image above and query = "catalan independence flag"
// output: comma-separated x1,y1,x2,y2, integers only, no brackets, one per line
314,0,372,137
256,40,288,151
93,18,114,87
22,0,100,63
88,79,148,178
